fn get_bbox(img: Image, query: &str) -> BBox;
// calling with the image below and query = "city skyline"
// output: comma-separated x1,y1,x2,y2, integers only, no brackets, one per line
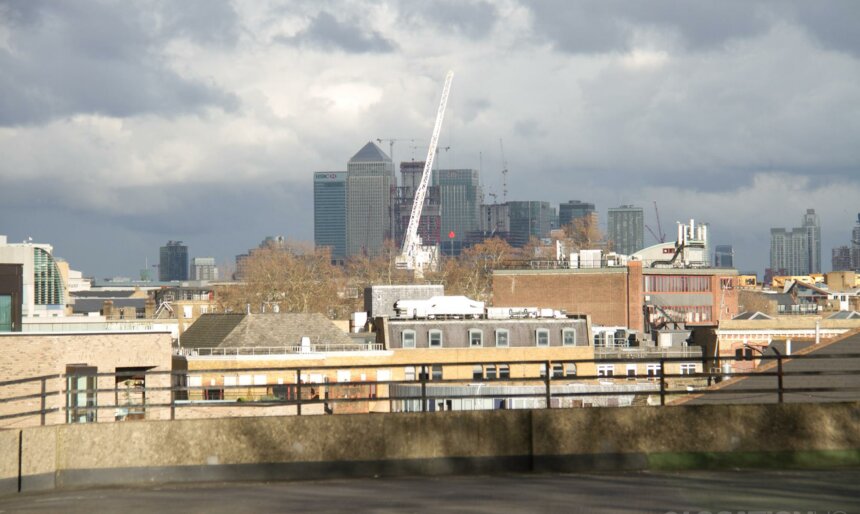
1,1,859,276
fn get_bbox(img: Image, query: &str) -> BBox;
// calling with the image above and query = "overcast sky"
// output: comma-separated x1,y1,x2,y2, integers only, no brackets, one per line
1,0,859,278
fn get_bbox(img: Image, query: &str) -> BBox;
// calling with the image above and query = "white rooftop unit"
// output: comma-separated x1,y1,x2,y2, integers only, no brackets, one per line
395,295,485,319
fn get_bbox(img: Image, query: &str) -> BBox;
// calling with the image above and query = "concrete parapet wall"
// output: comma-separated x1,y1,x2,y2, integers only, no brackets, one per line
5,402,860,495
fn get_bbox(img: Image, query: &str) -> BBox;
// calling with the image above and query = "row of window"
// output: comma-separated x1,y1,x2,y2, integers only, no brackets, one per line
595,363,697,378
401,328,578,348
644,275,712,293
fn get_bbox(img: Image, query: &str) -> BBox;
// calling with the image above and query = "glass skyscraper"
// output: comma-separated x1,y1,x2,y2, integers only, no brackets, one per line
313,171,347,261
607,205,644,256
435,168,481,254
507,201,553,248
346,142,393,257
159,241,188,281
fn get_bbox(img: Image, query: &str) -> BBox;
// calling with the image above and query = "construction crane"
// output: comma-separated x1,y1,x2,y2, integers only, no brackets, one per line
645,201,667,244
499,139,509,203
396,71,454,277
375,138,414,165
409,145,450,163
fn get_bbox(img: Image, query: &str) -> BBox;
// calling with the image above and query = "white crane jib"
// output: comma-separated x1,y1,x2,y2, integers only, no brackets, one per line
397,71,454,273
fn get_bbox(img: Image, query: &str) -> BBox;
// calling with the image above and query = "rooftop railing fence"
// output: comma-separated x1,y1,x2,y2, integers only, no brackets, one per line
1,353,859,426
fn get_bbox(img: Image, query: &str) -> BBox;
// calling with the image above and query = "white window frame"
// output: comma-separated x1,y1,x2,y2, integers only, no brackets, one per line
597,364,615,377
404,366,416,381
486,364,497,380
499,364,511,379
562,328,577,346
472,365,483,380
495,329,510,347
646,363,662,379
626,364,637,380
469,329,483,348
428,330,443,348
565,363,577,377
680,363,697,375
552,363,564,378
536,329,550,347
401,330,416,349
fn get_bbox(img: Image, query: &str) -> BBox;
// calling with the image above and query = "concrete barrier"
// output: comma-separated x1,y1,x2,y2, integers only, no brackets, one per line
5,402,860,495
0,430,19,495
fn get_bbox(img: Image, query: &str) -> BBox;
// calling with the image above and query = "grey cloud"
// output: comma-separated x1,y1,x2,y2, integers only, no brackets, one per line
153,0,241,47
396,0,498,38
277,11,395,53
789,1,860,57
0,1,238,126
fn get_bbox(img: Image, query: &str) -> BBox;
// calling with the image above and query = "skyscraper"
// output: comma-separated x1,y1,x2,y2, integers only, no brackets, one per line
507,201,552,248
346,142,393,257
714,245,734,268
313,171,347,261
191,257,218,281
436,168,481,254
770,209,821,276
607,205,644,256
159,241,188,281
558,200,596,228
394,161,441,249
851,214,860,271
833,246,852,272
802,208,821,274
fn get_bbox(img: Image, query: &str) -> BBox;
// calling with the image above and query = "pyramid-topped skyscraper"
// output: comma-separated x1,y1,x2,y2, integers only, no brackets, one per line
346,142,394,257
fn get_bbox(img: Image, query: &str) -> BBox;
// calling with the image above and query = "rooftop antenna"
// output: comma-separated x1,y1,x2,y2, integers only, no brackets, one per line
499,139,508,203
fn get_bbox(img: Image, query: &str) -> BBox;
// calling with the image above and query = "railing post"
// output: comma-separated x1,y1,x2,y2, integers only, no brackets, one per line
659,358,666,406
545,360,552,409
776,354,784,404
170,374,175,421
296,369,302,416
40,377,46,426
420,365,427,413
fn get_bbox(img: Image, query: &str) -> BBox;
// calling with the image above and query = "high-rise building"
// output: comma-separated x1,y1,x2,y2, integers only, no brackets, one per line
159,241,188,281
346,142,393,257
558,200,596,228
313,171,347,261
832,246,852,272
714,245,734,269
0,235,66,319
394,161,441,249
851,214,860,272
802,208,821,274
436,168,481,255
507,201,552,248
607,205,644,256
770,209,821,276
192,257,218,281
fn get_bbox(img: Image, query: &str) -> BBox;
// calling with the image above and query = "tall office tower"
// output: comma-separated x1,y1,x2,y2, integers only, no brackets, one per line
802,208,821,274
507,201,552,248
191,257,218,281
394,161,441,249
313,171,347,261
159,241,188,281
436,169,481,255
851,214,860,271
832,246,852,271
558,200,596,228
770,228,808,276
346,142,393,257
607,205,644,256
479,203,510,240
714,245,734,268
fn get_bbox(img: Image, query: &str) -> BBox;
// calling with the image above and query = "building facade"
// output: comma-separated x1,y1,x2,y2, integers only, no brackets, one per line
0,235,67,319
770,209,821,276
833,246,852,272
159,241,188,281
435,169,481,255
714,245,734,268
803,208,822,274
558,200,596,229
191,257,218,281
313,171,347,261
346,142,394,257
607,205,644,256
507,201,552,248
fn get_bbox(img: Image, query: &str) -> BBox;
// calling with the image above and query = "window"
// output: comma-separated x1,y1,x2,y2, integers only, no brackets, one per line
428,330,443,348
486,365,497,380
495,329,510,347
536,329,549,347
539,363,547,378
115,367,148,421
431,365,443,381
337,370,351,383
183,306,193,319
552,363,564,378
253,374,267,386
404,366,416,381
565,363,577,377
203,388,224,400
224,376,237,387
402,330,416,349
626,364,637,380
472,365,483,380
597,364,615,377
469,329,483,347
562,328,577,346
499,364,510,379
238,374,252,386
680,363,697,375
646,363,661,378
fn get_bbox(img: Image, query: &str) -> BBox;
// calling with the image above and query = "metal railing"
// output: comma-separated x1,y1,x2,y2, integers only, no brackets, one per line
1,353,858,426
176,343,386,356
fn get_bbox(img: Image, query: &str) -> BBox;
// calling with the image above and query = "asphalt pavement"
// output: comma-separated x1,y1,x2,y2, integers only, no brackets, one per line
1,469,858,513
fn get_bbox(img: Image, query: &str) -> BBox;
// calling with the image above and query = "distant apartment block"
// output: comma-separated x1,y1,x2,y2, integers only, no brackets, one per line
313,171,347,261
159,241,188,281
714,245,734,269
192,257,218,281
346,142,393,257
833,246,852,272
770,209,821,276
607,205,644,256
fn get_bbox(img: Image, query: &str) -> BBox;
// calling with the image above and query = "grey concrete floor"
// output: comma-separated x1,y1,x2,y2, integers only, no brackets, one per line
1,469,858,514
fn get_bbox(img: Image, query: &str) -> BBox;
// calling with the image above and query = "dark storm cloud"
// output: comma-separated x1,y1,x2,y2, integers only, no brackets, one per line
789,1,860,57
396,0,498,38
0,1,238,126
277,11,396,53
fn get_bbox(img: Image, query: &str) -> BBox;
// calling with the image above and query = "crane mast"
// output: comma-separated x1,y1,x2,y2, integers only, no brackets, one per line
397,71,454,275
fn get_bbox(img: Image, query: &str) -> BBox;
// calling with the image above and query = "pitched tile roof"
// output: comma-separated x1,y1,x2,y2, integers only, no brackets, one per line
179,313,355,348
